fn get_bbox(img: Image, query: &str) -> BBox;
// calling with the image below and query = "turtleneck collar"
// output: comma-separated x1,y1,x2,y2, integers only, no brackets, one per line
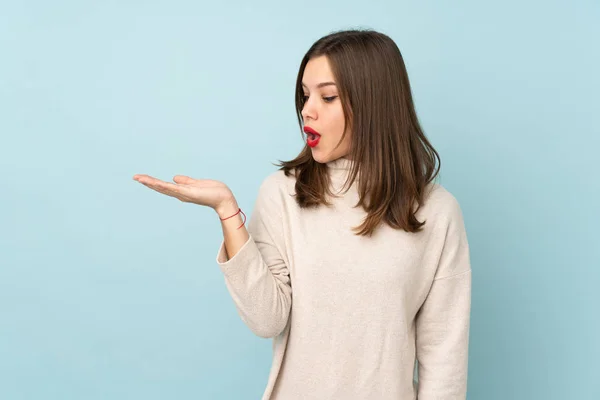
325,156,354,171
324,156,359,193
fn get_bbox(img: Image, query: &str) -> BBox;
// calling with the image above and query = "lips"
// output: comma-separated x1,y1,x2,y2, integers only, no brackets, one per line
303,126,321,138
303,126,321,148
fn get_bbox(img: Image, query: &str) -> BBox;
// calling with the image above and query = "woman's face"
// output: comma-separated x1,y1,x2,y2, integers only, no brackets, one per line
301,55,352,163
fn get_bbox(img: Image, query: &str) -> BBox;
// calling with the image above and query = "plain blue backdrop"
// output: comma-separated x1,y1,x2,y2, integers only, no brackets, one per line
1,0,598,399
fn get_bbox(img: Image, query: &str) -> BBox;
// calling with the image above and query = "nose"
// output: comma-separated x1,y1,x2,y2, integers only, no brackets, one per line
301,97,316,122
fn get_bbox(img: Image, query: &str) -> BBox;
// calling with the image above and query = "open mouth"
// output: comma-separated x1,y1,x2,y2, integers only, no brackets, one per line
303,126,321,147
306,135,320,147
304,126,321,147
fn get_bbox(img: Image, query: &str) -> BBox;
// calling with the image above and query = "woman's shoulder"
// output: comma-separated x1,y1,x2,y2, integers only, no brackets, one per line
255,169,297,202
261,168,295,189
420,182,465,223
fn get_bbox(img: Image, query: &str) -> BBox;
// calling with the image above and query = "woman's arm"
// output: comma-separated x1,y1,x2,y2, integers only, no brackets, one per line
215,175,292,339
416,197,472,399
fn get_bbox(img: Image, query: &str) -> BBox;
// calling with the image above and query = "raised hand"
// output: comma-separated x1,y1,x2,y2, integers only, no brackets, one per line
132,174,236,213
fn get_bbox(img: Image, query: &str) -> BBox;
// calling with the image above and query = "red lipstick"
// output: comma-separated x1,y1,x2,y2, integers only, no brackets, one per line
303,126,321,148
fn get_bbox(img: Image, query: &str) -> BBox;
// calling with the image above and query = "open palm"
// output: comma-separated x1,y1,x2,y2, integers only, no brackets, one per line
133,174,234,210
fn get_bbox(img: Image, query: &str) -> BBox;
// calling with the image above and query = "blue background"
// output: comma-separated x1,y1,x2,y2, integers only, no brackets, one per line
1,1,598,399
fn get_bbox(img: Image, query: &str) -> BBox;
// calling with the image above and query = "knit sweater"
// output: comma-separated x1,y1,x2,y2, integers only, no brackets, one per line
216,157,472,400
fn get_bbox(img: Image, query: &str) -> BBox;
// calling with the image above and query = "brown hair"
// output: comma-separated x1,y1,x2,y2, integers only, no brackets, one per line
273,28,441,237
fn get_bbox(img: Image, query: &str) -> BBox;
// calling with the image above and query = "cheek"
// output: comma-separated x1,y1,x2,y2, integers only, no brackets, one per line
333,107,346,134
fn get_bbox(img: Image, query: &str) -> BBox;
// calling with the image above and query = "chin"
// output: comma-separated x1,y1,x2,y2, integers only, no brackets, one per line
310,150,329,164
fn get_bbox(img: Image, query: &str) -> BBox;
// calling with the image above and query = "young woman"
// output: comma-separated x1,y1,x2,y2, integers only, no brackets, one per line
134,29,472,400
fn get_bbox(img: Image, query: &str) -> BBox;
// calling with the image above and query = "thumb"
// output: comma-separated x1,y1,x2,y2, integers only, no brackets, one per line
173,175,194,184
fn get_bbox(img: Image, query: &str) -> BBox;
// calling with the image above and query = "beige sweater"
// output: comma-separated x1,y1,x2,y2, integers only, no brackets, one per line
216,157,472,400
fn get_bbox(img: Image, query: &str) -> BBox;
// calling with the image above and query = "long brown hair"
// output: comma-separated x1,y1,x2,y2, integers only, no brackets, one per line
273,28,441,237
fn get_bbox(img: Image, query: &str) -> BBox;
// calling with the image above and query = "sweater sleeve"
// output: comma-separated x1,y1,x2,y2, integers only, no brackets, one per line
215,176,292,339
416,196,472,399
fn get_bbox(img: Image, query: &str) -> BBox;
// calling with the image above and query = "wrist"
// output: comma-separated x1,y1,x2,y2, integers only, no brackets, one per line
216,199,240,219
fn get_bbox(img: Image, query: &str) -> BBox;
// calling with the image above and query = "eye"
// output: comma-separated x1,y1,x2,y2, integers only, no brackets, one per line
302,95,338,103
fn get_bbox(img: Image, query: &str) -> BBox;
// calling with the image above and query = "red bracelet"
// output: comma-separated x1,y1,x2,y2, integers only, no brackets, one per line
219,208,246,229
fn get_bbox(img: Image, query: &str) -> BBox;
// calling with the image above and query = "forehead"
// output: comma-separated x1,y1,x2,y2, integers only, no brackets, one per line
302,55,336,88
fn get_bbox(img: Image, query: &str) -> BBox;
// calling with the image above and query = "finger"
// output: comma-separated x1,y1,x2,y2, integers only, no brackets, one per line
173,175,194,184
139,179,192,202
133,174,155,183
135,175,169,187
139,181,186,200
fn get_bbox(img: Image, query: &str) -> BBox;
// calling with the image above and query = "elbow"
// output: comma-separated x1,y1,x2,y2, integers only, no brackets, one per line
253,328,280,339
249,316,289,338
252,321,287,338
250,293,291,338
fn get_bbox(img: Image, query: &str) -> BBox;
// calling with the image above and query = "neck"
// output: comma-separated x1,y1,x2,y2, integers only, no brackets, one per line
325,156,358,193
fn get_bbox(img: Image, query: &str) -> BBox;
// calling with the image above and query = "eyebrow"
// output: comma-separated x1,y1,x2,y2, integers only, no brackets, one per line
301,81,337,89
